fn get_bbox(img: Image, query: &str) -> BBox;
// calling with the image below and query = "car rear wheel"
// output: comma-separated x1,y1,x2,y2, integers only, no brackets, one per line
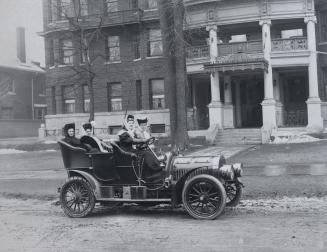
60,176,95,218
182,174,226,220
225,182,243,207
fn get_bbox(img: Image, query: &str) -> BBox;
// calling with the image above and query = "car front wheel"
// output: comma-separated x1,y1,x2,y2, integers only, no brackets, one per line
182,174,226,220
60,176,95,218
225,182,243,207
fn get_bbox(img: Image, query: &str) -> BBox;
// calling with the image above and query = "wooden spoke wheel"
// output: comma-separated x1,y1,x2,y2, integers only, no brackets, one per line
60,177,95,218
225,182,243,207
182,174,226,220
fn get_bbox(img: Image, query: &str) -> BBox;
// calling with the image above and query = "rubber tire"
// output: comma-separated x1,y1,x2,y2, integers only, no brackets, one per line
226,183,243,207
60,176,95,218
182,174,226,220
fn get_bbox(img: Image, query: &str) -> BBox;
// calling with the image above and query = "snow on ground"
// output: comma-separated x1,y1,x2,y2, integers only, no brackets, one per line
0,149,27,154
43,140,57,144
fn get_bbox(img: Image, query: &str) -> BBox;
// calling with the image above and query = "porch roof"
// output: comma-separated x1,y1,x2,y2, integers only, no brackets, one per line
204,53,269,73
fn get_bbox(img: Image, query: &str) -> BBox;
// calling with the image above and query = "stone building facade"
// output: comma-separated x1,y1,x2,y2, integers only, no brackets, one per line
41,0,327,142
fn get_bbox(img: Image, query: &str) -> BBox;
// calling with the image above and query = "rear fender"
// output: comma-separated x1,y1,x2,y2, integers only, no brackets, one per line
68,170,102,199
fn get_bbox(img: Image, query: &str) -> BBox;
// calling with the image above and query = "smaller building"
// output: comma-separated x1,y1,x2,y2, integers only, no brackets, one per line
0,27,46,138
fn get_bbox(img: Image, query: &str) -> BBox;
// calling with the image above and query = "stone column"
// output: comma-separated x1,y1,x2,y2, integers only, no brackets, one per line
260,19,277,142
223,75,234,128
235,79,242,128
305,15,323,132
206,25,223,129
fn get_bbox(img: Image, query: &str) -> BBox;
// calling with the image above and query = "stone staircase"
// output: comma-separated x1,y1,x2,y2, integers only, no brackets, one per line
213,128,262,145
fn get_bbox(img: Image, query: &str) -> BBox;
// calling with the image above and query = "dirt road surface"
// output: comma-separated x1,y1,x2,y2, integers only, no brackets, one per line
0,197,326,252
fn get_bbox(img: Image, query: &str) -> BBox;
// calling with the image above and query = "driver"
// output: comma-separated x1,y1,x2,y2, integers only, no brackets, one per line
118,115,164,182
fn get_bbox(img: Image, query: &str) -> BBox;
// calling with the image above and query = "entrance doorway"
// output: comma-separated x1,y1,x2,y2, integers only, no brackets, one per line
282,72,308,127
234,76,264,128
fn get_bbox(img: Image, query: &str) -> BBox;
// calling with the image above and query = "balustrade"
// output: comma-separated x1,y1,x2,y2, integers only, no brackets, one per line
271,37,308,51
186,45,209,59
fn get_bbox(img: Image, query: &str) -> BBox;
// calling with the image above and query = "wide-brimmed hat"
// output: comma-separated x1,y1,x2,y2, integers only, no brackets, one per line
137,116,148,125
64,123,75,132
126,114,134,122
82,122,92,130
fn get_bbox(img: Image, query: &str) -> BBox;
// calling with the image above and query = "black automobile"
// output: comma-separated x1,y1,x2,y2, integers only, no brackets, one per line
58,136,243,220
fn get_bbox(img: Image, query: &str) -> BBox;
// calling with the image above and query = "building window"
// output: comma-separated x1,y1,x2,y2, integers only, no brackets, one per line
105,0,118,13
109,125,121,134
8,79,15,94
320,11,327,42
48,0,53,23
150,124,165,133
281,29,303,39
34,108,47,120
60,39,73,65
105,36,120,62
83,85,90,113
146,0,158,9
147,29,162,57
49,40,55,67
58,0,71,20
63,85,75,113
108,83,122,111
51,86,56,114
1,107,13,119
136,80,142,110
149,79,165,109
79,0,88,16
80,38,88,64
229,34,247,42
133,34,140,59
131,0,138,9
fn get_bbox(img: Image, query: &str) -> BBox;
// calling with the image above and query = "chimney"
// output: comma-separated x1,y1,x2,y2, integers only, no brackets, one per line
16,27,26,63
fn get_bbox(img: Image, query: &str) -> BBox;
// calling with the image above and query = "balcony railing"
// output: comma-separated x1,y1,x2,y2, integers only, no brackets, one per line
271,37,308,51
186,45,209,60
46,9,143,32
218,40,263,56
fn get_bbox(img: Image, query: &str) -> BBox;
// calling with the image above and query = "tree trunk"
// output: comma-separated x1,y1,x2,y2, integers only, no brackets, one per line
173,0,189,149
158,0,177,146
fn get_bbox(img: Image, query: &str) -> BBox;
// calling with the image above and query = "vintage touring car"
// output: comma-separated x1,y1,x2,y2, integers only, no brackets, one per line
58,136,243,220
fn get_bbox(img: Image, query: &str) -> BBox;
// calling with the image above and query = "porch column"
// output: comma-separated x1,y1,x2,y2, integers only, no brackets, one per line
305,16,323,132
223,75,234,128
260,19,277,142
235,79,242,128
206,24,223,129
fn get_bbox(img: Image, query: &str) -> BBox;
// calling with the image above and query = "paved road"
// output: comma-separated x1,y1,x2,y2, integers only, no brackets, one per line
0,197,326,252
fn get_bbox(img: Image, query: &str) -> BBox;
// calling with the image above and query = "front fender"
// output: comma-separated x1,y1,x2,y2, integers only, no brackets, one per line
69,170,102,199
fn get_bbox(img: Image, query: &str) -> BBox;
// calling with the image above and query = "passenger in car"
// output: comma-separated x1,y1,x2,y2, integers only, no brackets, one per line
81,122,112,153
62,123,91,151
118,115,164,181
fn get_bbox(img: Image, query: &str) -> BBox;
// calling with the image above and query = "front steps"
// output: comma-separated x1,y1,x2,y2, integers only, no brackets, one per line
214,128,262,145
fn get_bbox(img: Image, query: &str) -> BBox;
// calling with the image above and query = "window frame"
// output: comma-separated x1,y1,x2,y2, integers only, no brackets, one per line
107,82,122,112
147,28,163,57
60,39,74,65
105,36,121,62
105,0,118,14
149,78,165,110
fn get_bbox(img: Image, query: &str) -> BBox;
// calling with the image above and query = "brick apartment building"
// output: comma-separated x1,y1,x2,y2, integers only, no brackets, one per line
41,0,327,143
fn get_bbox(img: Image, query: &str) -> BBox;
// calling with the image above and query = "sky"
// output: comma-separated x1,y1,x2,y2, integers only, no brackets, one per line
0,0,45,66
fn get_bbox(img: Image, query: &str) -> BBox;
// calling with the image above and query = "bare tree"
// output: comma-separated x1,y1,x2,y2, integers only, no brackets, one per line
48,0,114,122
159,0,189,150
